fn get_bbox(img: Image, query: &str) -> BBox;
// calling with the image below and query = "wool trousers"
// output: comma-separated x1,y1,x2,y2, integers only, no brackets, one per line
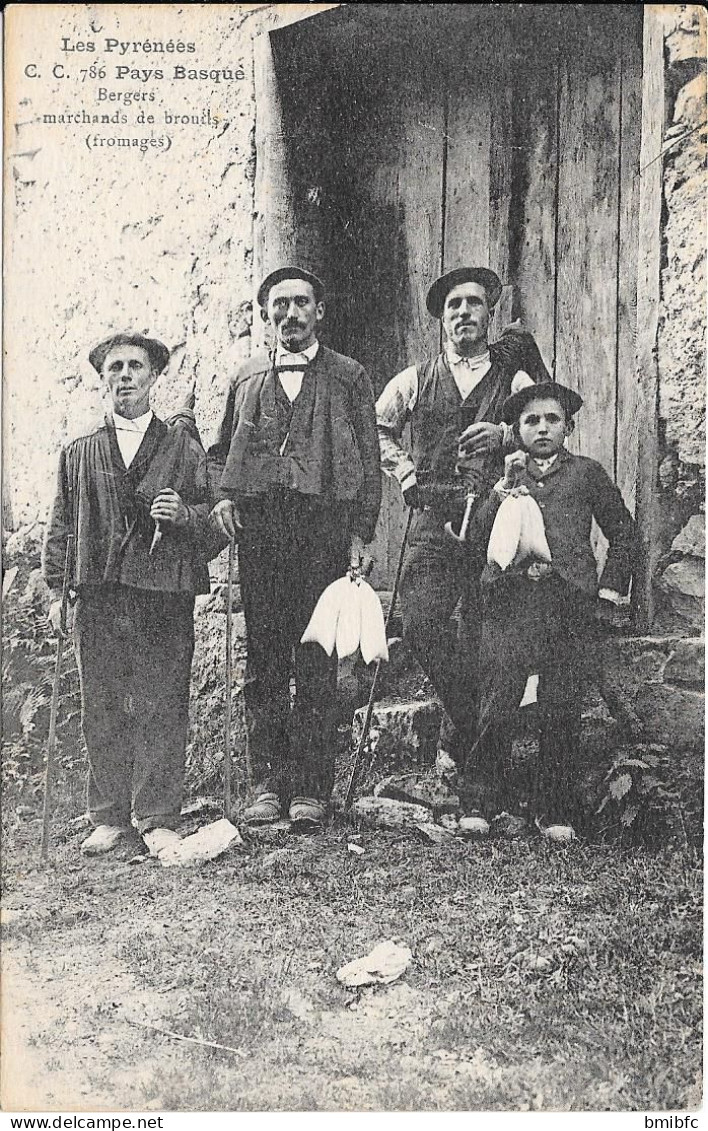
74,584,195,834
237,494,350,806
398,508,481,766
471,573,596,821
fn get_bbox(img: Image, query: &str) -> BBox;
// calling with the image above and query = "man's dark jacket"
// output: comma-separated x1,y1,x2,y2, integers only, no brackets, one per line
208,346,382,543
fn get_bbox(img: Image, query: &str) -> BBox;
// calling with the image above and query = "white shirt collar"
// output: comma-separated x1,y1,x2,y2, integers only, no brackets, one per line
275,340,319,366
532,452,560,471
112,408,154,433
445,345,491,369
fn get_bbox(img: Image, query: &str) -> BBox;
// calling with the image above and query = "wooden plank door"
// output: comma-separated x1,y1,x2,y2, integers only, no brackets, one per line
555,49,623,477
254,7,644,592
323,57,445,589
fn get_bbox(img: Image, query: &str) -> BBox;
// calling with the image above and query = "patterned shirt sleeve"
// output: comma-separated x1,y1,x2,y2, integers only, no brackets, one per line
375,364,419,491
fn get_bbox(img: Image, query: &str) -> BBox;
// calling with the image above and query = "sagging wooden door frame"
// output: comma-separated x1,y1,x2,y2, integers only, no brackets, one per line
250,6,664,630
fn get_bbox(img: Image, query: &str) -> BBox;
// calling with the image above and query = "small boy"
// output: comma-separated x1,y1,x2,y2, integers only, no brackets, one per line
466,379,636,840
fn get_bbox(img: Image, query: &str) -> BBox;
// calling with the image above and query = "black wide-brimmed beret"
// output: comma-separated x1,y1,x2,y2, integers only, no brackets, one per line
426,267,503,318
502,380,584,424
257,267,325,309
88,333,170,375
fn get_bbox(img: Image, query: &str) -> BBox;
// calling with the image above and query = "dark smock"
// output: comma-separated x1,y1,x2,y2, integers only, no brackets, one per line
42,415,221,833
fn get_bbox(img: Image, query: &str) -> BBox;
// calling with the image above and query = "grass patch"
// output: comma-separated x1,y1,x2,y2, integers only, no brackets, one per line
5,821,699,1111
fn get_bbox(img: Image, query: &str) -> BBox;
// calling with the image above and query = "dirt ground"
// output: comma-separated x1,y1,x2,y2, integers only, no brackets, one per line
0,800,702,1115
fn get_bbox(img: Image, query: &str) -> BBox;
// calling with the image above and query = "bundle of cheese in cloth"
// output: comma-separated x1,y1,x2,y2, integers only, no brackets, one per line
301,576,389,663
487,493,552,570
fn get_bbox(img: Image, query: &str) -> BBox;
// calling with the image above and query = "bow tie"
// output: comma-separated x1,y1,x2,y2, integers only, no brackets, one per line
275,362,308,373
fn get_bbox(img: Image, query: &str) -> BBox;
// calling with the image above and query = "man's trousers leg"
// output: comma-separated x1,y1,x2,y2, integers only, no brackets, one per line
130,591,195,835
399,513,479,768
74,587,195,834
238,534,292,801
74,589,134,829
535,587,594,826
472,579,534,816
287,509,347,805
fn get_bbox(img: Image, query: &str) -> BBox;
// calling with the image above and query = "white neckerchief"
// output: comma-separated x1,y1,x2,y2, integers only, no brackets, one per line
275,340,320,403
445,345,492,400
112,408,153,469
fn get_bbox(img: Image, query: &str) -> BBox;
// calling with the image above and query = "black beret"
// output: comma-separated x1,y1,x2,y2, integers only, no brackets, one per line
89,333,170,375
502,381,584,424
426,267,503,318
257,267,325,309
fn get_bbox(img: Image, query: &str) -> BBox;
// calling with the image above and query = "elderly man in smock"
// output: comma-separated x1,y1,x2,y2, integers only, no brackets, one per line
209,267,381,828
43,333,221,859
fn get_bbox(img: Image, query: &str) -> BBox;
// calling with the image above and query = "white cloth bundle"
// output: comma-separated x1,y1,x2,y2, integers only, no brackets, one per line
487,493,552,570
300,575,389,664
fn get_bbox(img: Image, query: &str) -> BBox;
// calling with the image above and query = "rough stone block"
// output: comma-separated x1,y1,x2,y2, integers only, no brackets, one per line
374,772,460,815
661,558,705,598
19,568,51,612
665,6,707,65
3,522,44,569
634,683,705,749
351,795,431,830
657,560,705,631
351,698,442,777
671,513,705,558
415,823,456,845
664,638,705,687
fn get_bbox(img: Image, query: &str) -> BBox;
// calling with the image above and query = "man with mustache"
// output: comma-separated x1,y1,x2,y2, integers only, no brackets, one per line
376,267,551,818
209,267,381,828
42,333,223,859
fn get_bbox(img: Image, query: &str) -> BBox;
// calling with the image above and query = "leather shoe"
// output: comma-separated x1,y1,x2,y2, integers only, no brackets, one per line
288,796,325,826
243,792,282,825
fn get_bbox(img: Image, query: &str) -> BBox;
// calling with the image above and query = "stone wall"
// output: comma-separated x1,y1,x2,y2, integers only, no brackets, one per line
3,5,705,626
3,3,328,532
655,4,706,634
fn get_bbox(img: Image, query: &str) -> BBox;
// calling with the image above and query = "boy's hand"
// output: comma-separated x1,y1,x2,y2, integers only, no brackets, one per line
502,450,527,488
348,534,374,579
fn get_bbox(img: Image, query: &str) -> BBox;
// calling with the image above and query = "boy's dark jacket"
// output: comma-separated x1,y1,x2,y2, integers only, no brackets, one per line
471,447,636,597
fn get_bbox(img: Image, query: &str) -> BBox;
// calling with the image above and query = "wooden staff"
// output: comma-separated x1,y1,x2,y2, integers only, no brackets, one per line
223,538,235,819
40,535,74,864
343,507,414,811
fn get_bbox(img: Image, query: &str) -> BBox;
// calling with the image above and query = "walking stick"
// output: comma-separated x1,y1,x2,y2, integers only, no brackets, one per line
40,535,74,864
343,507,414,811
223,537,235,819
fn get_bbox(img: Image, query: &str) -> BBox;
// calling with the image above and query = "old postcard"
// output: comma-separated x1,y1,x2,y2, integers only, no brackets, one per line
2,2,704,1120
